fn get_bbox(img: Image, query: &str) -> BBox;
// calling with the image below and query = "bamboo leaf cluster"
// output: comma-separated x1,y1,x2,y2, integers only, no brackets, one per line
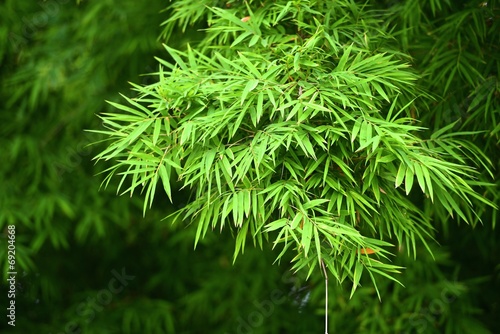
93,0,496,296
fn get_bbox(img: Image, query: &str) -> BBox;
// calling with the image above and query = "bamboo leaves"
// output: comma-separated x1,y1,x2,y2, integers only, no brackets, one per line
241,79,259,105
93,0,496,297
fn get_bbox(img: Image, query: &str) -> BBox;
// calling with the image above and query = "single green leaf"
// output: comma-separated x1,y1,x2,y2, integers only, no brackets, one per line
301,219,313,256
395,164,406,188
405,166,414,195
241,79,259,105
413,163,426,193
350,262,363,299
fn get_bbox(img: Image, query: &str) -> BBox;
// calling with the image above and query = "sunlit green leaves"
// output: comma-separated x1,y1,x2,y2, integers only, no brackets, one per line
93,0,496,297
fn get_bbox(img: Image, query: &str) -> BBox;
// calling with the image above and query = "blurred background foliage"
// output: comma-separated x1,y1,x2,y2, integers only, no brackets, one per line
0,0,498,333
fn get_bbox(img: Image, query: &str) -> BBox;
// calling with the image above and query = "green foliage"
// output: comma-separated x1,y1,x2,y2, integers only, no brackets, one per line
0,0,498,333
385,0,500,230
94,0,495,297
0,0,165,272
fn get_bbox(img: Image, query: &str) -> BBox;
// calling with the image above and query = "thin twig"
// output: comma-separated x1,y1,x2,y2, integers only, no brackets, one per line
321,259,328,334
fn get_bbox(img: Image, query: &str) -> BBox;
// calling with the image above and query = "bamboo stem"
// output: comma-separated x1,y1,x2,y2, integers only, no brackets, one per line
321,259,328,334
